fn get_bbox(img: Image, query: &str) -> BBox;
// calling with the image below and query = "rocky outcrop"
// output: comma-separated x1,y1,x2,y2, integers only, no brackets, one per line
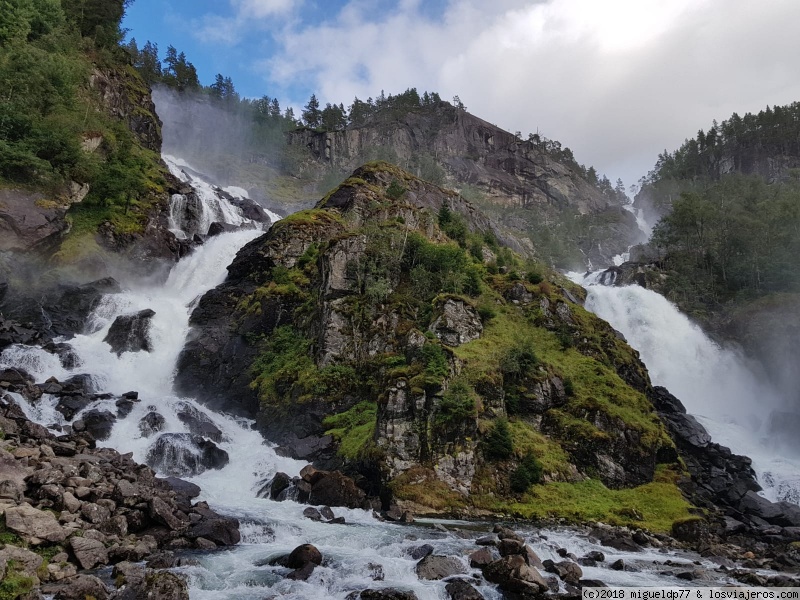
176,163,680,517
289,104,641,266
1,277,121,340
104,309,156,356
0,188,73,253
650,386,800,535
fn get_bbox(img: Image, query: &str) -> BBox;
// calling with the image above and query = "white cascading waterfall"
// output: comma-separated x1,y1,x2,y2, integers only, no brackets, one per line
575,212,800,506
0,158,779,597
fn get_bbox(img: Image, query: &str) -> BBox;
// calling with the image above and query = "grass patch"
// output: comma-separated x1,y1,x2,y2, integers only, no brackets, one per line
390,467,466,512
475,466,692,532
323,401,378,459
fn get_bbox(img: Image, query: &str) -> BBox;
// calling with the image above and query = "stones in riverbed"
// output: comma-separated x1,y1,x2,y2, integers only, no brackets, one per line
414,554,466,580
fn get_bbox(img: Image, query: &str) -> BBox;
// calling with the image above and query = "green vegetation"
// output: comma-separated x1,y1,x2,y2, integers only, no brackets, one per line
435,378,477,426
651,175,800,314
483,467,693,532
250,326,315,406
0,561,36,600
484,418,513,460
510,452,543,493
634,102,800,322
324,401,378,459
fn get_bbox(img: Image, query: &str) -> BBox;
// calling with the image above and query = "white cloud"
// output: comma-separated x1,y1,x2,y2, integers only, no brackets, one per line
191,0,302,45
253,0,800,184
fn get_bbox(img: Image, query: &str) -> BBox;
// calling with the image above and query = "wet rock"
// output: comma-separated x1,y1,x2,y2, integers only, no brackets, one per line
493,525,524,543
544,559,583,585
256,472,291,500
415,555,466,580
285,543,323,569
145,433,229,477
104,309,156,356
408,544,434,560
187,506,240,546
163,476,201,503
469,547,495,568
475,535,497,546
303,507,323,521
138,411,166,437
149,496,183,530
359,590,419,600
320,506,335,520
366,562,384,581
498,538,524,556
482,554,549,595
610,558,625,571
81,409,116,441
584,550,605,562
4,503,67,543
581,579,609,587
739,491,800,527
445,579,485,600
175,402,223,442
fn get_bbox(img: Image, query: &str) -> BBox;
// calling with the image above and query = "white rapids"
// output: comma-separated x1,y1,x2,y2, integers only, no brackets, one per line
0,158,765,597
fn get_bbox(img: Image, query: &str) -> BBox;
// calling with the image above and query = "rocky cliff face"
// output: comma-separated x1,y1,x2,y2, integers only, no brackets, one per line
177,162,685,523
288,105,641,267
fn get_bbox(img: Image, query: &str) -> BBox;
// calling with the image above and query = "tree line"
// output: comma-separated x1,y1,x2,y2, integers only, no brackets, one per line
641,102,800,312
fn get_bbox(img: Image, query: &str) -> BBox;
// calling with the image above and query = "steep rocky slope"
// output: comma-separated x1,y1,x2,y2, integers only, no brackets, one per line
176,162,695,528
290,105,641,268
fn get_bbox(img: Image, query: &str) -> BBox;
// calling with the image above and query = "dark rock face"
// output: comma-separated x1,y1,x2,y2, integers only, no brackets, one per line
175,402,224,442
82,409,117,441
308,470,367,509
104,309,156,356
650,386,800,530
145,433,229,477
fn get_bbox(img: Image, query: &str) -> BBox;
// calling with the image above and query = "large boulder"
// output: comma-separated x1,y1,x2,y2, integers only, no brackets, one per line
104,309,156,356
482,555,549,595
82,409,117,441
175,402,223,442
4,504,67,543
307,470,366,509
145,433,229,477
414,555,466,580
69,536,109,569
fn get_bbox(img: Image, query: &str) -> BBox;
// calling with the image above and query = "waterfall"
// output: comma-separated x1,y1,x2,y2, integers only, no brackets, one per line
575,278,800,505
0,158,771,597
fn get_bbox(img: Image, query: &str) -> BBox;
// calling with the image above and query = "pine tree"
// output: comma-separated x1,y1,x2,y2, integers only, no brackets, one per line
302,93,321,128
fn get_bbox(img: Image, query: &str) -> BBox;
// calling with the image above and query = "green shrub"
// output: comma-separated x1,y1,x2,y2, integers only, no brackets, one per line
526,271,543,284
421,342,449,379
386,179,406,200
510,452,543,493
436,378,476,425
563,376,575,397
484,418,513,460
250,326,315,405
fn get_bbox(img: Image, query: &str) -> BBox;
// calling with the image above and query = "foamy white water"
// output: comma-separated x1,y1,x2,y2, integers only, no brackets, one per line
573,277,800,504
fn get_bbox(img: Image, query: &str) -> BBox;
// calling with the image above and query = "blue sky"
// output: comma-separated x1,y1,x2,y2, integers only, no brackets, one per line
123,0,800,188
